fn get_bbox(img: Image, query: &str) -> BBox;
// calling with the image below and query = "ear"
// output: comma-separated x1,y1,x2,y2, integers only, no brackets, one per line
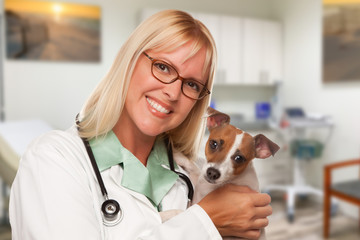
206,107,230,130
254,134,280,159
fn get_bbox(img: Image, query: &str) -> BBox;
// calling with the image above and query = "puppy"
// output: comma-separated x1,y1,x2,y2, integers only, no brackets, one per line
160,108,279,240
192,107,280,240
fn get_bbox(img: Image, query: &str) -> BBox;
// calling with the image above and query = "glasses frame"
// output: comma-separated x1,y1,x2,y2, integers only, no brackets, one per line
143,52,211,100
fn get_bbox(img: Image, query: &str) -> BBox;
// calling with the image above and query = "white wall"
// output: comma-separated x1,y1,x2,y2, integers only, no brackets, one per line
0,0,274,130
271,0,360,219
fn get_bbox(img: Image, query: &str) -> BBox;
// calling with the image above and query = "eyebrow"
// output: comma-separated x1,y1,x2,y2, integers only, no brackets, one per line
154,55,207,85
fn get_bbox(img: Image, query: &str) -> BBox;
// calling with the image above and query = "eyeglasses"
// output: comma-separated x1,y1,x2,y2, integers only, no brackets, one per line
143,52,211,100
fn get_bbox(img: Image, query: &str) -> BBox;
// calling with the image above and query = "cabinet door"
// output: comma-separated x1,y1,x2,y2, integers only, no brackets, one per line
243,18,282,84
243,18,263,84
196,13,221,50
263,21,282,83
219,16,243,84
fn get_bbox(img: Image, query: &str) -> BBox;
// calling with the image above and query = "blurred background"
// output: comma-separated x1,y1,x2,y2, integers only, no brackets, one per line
0,0,360,239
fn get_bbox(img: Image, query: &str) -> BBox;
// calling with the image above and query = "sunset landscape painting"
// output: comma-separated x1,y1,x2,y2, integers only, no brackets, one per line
323,0,360,82
5,0,101,62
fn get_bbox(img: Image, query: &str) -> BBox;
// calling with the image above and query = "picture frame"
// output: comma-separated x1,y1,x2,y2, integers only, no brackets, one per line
323,0,360,83
4,0,101,62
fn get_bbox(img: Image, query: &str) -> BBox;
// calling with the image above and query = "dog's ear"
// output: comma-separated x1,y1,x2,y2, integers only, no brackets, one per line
206,107,230,130
254,134,280,159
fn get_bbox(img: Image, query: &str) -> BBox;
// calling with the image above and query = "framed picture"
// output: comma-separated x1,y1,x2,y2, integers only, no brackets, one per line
4,0,101,62
0,14,4,121
323,0,360,82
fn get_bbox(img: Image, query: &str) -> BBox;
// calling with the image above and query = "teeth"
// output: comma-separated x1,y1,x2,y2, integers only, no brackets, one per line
146,97,170,114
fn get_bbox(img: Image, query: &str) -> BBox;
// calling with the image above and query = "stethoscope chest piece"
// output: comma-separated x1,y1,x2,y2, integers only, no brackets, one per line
101,199,123,226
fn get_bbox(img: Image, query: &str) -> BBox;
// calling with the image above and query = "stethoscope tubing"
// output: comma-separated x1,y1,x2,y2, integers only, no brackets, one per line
76,115,194,226
165,136,194,201
81,137,109,198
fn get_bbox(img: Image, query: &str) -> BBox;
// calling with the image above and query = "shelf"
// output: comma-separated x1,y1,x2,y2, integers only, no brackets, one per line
210,84,278,103
213,82,278,88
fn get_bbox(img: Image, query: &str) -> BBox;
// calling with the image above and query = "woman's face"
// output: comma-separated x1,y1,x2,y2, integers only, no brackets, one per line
120,41,208,138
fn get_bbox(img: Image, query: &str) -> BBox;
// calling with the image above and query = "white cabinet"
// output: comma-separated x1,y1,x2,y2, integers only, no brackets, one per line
196,14,282,85
196,14,244,84
243,18,283,84
219,16,243,84
263,21,283,84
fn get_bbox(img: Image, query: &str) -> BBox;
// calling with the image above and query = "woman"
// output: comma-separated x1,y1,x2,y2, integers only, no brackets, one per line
10,10,271,240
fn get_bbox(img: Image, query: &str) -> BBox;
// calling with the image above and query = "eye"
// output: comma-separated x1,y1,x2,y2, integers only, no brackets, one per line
234,155,246,164
184,80,201,93
154,62,171,73
209,140,218,150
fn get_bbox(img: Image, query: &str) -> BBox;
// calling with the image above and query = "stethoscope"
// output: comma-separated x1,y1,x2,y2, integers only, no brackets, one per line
76,116,194,226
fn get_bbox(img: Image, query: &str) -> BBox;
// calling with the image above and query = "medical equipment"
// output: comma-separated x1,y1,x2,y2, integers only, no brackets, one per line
263,108,334,222
76,116,194,226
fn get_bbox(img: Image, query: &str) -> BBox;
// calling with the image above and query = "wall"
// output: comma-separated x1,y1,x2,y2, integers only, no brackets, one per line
0,0,274,130
271,0,360,219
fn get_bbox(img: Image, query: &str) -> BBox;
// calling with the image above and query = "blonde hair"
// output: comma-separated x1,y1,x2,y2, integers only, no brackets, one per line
78,9,217,161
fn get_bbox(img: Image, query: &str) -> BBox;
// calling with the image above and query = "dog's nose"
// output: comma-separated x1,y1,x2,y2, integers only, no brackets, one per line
206,167,221,181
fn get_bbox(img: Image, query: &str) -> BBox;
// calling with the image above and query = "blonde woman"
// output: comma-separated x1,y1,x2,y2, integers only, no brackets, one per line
10,10,271,240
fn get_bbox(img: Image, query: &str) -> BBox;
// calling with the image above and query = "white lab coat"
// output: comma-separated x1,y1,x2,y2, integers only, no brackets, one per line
9,126,221,240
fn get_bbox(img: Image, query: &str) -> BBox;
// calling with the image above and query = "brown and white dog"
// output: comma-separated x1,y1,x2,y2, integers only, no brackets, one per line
193,107,280,203
160,107,279,239
192,107,280,239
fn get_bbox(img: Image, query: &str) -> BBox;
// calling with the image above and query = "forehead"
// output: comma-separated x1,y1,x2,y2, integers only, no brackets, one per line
210,124,240,139
149,43,209,82
210,125,254,148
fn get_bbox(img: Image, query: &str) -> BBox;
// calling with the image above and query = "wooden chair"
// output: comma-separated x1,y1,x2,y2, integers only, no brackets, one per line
323,159,360,238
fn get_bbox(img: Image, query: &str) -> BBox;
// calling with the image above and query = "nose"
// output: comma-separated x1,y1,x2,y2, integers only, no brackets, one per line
162,79,182,100
206,167,221,181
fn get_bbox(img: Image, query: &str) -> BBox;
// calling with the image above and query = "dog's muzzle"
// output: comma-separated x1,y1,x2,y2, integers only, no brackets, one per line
205,167,221,183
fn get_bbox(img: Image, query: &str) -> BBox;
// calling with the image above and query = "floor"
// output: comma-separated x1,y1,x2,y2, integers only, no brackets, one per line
0,197,359,240
0,225,10,240
266,196,360,240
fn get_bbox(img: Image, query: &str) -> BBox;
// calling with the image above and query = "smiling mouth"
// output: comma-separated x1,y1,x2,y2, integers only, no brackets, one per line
146,97,171,114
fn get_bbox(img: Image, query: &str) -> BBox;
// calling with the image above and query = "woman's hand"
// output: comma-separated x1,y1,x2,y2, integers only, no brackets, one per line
197,184,272,240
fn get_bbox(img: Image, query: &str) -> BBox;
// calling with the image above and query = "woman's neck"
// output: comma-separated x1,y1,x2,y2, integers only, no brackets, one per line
113,120,156,166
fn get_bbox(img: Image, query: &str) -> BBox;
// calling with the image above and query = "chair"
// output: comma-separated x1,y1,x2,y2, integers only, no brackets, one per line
323,158,360,238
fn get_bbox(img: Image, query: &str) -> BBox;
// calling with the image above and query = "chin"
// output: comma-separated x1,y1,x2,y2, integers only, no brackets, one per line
138,122,168,137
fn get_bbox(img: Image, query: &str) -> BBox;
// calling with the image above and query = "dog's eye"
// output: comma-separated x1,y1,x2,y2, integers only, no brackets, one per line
209,140,218,150
234,155,246,164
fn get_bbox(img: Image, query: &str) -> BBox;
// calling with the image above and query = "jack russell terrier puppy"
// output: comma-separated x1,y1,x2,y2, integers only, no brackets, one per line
160,107,280,240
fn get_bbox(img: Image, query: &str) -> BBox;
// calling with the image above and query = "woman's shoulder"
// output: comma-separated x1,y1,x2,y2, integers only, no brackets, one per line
22,126,85,165
28,126,81,150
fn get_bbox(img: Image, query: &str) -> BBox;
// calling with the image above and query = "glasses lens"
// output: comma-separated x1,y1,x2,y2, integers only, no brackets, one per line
152,61,178,83
182,79,206,99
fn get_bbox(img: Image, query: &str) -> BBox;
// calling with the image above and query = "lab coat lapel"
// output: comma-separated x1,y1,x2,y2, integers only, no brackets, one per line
108,165,157,211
